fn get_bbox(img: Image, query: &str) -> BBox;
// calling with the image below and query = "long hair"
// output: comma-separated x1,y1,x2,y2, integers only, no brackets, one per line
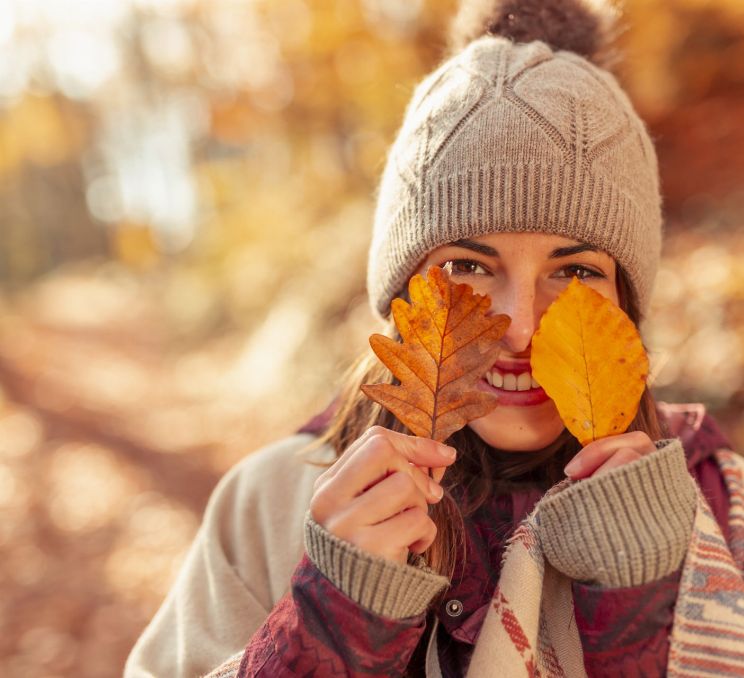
308,265,665,581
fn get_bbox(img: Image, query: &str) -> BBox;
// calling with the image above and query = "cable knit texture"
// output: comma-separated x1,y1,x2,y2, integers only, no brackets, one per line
367,35,662,319
304,513,449,619
538,439,697,587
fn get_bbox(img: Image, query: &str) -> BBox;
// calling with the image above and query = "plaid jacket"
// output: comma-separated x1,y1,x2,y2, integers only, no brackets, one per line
232,405,732,677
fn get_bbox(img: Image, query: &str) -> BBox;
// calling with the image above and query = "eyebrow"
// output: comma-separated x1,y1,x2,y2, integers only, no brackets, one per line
448,239,598,259
548,243,599,258
449,238,498,256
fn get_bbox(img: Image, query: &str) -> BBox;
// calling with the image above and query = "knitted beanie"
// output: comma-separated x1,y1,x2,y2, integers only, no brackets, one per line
367,0,663,319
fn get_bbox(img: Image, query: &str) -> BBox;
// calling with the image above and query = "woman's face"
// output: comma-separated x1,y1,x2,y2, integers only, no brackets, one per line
415,232,619,452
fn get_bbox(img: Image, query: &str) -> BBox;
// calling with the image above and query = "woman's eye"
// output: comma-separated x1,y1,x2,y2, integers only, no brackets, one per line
555,264,605,280
441,259,488,276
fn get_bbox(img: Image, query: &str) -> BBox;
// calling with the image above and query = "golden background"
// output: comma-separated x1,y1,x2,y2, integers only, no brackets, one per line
0,0,742,674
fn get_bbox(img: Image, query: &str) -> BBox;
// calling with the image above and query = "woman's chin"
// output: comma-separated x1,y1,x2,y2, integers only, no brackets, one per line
467,402,565,452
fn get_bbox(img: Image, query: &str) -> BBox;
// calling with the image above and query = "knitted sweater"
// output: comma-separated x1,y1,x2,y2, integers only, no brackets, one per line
124,404,739,677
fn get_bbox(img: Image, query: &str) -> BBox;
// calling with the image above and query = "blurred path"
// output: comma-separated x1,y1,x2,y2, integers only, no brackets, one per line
0,217,742,676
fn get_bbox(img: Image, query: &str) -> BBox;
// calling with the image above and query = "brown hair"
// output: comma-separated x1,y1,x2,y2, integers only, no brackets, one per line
308,265,665,580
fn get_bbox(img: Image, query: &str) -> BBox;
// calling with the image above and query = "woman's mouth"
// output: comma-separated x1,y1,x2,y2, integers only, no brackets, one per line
485,370,540,390
477,362,551,407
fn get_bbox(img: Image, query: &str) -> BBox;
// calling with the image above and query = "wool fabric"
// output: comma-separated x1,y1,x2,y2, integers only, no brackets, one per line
367,35,662,319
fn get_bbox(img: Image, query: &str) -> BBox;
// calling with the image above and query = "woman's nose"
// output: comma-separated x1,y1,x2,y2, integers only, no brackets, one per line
496,285,541,354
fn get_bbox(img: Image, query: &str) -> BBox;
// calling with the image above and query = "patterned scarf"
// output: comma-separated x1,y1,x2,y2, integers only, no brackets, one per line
466,447,744,677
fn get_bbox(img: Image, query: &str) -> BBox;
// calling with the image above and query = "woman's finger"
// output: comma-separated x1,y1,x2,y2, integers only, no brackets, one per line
312,448,439,525
359,507,436,561
320,427,455,484
564,430,655,479
315,425,384,486
330,470,431,535
590,447,643,478
431,465,447,485
371,429,456,470
322,430,454,501
407,463,444,503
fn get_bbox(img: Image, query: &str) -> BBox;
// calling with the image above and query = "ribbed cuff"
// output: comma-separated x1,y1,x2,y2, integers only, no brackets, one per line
303,513,450,619
538,439,696,588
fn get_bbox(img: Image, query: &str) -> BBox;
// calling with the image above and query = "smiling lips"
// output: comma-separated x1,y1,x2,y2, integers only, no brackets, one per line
478,361,551,407
486,368,539,391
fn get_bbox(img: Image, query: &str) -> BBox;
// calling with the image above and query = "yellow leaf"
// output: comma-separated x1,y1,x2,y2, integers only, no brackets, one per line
530,277,649,446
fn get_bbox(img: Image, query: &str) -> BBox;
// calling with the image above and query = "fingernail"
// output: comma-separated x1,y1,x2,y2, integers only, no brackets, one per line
564,459,580,476
429,478,444,499
440,444,457,459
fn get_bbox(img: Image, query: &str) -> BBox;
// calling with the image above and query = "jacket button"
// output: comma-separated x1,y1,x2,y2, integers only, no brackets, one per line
445,599,463,617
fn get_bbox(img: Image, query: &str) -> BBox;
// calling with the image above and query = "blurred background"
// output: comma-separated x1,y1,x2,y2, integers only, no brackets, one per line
0,0,742,675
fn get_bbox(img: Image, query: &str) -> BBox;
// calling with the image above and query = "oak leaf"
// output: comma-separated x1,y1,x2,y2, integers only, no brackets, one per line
530,277,649,446
361,266,510,441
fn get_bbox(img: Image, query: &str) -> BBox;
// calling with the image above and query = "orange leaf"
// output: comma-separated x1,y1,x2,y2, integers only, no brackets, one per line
530,277,649,447
361,266,510,441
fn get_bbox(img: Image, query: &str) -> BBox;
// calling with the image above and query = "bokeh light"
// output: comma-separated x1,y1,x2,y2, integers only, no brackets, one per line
0,0,743,676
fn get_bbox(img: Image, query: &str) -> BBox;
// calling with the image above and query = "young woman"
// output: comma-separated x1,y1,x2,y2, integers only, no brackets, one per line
125,1,744,676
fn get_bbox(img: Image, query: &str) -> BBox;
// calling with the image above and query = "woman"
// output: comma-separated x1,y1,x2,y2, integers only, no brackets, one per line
125,1,744,676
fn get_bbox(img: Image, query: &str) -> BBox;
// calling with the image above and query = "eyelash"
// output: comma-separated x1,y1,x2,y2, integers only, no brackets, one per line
442,259,488,276
440,259,606,280
554,264,606,280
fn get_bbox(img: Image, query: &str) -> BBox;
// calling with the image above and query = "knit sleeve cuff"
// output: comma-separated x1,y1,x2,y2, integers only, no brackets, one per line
303,512,450,619
537,438,697,588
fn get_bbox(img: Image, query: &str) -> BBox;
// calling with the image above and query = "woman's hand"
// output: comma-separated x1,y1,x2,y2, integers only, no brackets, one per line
563,430,657,480
309,426,456,565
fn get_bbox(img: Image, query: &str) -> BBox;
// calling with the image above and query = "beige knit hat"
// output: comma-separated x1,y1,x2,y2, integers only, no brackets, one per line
367,0,663,319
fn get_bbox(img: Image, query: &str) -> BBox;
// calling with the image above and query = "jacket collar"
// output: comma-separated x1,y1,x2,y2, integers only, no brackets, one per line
435,486,543,642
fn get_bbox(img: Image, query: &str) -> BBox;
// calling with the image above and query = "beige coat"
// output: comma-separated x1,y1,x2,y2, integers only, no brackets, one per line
124,433,329,678
125,417,744,678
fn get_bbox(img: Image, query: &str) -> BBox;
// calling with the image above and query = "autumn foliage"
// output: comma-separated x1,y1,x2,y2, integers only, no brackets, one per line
0,3,742,676
531,278,649,446
361,266,510,441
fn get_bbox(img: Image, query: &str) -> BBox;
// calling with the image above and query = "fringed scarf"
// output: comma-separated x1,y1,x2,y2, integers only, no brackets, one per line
466,447,744,677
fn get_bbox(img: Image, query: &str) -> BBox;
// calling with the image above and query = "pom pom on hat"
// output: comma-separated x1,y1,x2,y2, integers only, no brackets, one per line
449,0,623,69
